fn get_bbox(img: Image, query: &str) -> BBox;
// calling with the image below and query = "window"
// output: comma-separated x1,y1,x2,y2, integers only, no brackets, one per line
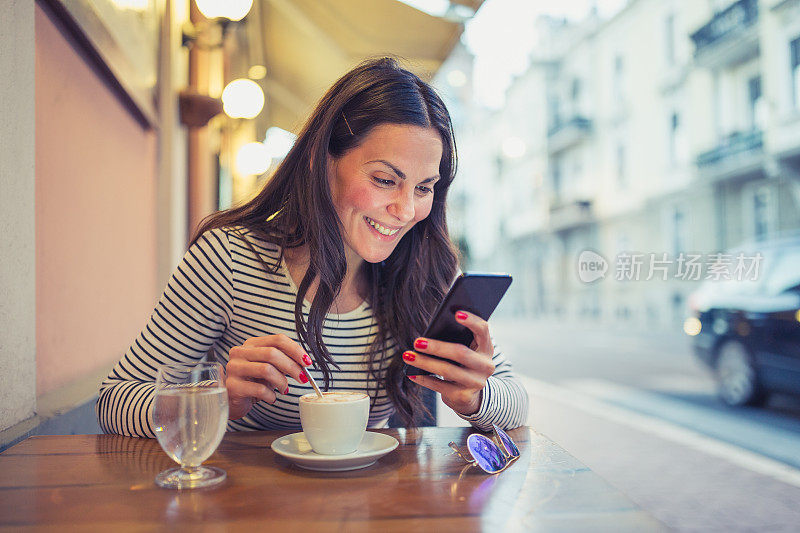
791,36,800,109
552,157,562,195
713,73,723,137
571,78,581,115
748,76,763,130
764,248,800,295
668,112,680,167
614,55,625,103
665,14,675,66
494,153,504,177
753,187,772,242
671,207,685,257
549,96,561,129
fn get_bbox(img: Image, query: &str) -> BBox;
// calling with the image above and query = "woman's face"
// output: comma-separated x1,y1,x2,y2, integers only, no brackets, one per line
328,123,443,267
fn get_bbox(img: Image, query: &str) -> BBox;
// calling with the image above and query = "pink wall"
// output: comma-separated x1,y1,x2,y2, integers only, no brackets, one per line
35,5,159,396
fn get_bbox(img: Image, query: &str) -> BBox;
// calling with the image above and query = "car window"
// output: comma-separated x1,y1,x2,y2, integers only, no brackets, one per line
699,246,776,297
763,247,800,295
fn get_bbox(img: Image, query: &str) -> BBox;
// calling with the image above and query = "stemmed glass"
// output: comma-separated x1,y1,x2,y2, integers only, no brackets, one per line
152,362,229,489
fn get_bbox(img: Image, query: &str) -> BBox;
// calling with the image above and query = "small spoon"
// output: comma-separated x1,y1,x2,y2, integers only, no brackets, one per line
303,367,324,399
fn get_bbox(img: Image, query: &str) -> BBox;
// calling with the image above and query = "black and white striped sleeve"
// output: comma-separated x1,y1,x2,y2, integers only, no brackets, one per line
456,343,529,432
96,228,234,437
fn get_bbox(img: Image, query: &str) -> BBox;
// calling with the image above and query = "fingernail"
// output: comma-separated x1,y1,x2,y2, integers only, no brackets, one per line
283,386,289,395
414,338,428,350
299,372,309,384
302,354,312,366
403,351,416,362
456,311,468,321
408,375,417,381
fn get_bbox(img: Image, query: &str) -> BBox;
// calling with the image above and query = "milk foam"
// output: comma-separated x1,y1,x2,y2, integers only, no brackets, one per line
300,391,368,404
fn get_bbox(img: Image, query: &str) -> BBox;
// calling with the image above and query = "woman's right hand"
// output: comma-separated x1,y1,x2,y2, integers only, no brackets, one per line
225,334,312,420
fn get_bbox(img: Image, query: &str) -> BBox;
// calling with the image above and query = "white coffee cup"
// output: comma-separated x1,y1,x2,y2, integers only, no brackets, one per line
299,391,369,455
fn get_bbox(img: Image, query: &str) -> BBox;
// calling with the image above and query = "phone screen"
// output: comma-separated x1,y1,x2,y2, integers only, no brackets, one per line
405,272,512,376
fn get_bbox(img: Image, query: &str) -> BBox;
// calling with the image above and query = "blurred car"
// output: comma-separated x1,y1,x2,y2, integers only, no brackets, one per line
685,236,800,407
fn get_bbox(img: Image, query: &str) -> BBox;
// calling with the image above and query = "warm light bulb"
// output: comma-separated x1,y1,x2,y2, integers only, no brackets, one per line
236,142,271,175
248,65,267,80
222,79,264,119
112,0,149,11
195,0,253,21
195,0,222,19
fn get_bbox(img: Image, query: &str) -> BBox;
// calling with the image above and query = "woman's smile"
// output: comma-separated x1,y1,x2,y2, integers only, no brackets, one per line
364,216,401,237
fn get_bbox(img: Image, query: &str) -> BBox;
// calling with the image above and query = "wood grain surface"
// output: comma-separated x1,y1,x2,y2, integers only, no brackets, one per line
0,427,665,531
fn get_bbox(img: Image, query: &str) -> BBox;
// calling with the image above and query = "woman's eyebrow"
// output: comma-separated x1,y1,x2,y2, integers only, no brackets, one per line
367,159,439,183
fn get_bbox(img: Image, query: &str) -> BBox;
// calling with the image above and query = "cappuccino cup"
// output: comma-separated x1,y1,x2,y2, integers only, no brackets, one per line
299,391,369,455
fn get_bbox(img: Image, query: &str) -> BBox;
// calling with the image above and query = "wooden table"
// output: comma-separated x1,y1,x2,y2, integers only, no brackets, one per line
0,427,664,531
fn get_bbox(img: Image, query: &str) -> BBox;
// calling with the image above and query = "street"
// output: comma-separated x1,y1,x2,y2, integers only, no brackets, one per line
438,318,800,532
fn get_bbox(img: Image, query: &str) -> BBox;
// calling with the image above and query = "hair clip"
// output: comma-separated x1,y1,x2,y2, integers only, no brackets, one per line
342,112,355,136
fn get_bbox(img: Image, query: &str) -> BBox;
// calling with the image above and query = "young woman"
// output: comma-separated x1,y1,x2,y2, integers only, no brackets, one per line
97,58,528,437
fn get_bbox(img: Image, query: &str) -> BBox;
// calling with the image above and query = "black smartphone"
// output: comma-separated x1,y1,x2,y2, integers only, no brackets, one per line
405,272,512,376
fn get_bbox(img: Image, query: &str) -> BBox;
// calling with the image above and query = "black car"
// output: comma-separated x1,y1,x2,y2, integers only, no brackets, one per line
686,237,800,406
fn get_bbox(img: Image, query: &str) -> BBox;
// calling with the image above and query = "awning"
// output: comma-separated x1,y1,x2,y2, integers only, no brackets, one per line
247,0,480,134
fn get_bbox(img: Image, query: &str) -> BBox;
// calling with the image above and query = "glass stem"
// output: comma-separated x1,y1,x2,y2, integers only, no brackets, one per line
181,465,200,476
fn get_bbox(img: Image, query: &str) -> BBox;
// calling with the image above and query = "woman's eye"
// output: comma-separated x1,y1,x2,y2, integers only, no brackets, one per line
372,176,395,187
416,185,433,195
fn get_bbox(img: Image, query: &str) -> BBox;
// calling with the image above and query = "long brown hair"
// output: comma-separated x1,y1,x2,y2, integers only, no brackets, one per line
193,57,459,426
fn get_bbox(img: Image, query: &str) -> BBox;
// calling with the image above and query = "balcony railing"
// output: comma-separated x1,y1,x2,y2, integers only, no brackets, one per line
548,198,594,232
696,129,763,168
547,116,592,154
691,0,758,53
548,116,592,138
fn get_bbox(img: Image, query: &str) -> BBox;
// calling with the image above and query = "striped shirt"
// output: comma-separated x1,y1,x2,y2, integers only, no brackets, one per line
97,226,528,437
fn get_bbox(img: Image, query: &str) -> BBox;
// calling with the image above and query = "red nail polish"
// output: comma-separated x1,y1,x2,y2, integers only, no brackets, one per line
456,311,468,321
402,351,416,362
302,354,312,366
299,372,309,384
408,375,417,381
414,339,428,350
283,386,290,395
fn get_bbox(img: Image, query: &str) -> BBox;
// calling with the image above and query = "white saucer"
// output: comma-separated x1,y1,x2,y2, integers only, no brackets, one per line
271,431,399,471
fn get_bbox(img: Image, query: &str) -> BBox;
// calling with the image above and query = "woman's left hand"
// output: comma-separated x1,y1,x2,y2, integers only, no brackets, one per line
403,311,495,416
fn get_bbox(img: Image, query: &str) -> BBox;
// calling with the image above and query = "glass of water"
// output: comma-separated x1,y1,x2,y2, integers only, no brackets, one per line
152,362,229,489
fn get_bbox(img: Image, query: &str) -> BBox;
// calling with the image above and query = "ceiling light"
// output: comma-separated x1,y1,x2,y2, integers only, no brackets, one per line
195,0,253,22
222,79,264,119
248,65,267,80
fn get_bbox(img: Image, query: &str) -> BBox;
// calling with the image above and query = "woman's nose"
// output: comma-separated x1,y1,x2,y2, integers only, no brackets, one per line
388,189,415,222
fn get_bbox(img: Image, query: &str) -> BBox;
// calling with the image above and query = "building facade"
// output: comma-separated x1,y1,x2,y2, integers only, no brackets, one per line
443,0,800,329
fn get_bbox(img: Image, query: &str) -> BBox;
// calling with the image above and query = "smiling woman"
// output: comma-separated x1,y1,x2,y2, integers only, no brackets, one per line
327,124,442,265
97,58,529,436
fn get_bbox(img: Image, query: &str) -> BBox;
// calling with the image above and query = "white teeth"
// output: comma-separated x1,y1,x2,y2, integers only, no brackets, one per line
366,217,399,236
